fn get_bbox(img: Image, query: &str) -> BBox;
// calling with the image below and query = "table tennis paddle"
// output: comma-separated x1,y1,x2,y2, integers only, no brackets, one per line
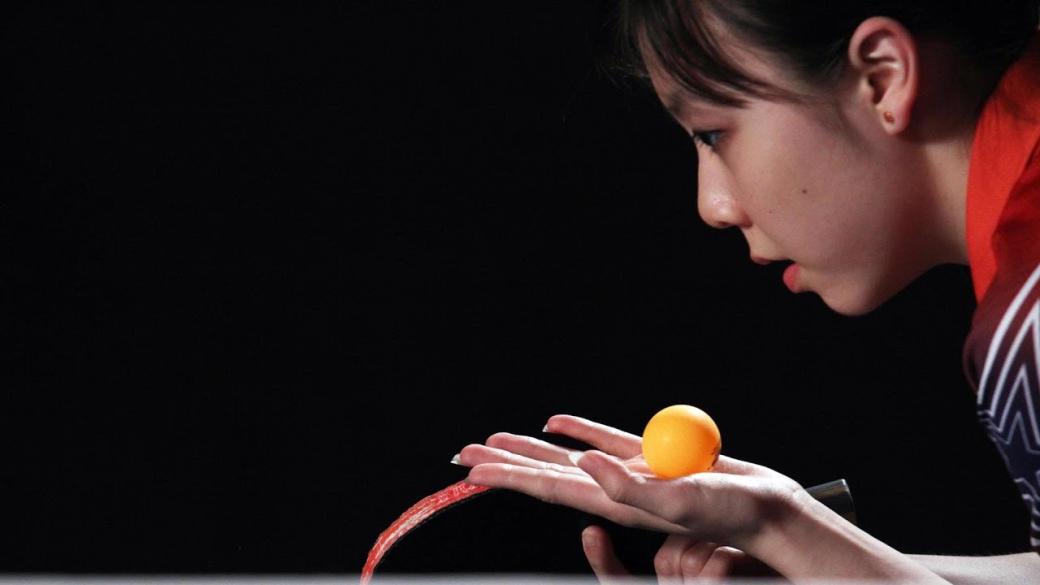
360,478,854,583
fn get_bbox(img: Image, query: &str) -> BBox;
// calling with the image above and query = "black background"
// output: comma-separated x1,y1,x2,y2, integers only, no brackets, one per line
5,1,1031,575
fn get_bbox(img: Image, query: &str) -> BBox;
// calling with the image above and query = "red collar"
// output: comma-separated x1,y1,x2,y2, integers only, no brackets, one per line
966,34,1040,300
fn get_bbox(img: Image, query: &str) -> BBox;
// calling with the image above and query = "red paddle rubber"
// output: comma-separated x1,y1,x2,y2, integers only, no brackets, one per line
359,478,854,582
360,481,494,584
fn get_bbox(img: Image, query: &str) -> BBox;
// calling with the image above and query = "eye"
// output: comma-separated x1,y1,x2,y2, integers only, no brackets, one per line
691,130,723,150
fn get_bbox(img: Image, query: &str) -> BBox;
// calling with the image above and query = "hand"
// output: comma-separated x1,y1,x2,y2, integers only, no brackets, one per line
458,414,804,553
581,524,783,584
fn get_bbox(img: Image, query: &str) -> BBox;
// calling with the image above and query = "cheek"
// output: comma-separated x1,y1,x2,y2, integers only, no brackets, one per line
730,107,839,196
730,119,902,269
728,122,846,230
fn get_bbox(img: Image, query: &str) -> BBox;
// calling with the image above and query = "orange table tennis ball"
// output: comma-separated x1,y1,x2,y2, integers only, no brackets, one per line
642,405,721,479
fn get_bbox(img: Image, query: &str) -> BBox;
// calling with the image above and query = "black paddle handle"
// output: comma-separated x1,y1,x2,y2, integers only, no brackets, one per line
805,478,857,525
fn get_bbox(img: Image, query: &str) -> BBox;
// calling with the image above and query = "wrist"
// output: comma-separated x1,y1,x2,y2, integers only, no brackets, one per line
738,484,805,559
740,488,949,583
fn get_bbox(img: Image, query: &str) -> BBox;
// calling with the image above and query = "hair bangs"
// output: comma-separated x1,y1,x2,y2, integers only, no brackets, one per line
616,0,776,108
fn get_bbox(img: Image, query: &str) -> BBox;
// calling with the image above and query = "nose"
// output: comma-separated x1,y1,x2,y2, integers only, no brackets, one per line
697,158,749,229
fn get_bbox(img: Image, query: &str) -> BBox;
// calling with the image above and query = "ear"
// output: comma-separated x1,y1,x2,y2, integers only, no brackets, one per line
846,17,919,135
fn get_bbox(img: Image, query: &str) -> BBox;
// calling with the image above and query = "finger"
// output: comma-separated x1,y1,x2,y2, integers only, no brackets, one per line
679,542,721,584
543,417,781,479
484,432,581,468
652,535,711,583
711,455,784,479
544,416,748,479
545,415,643,459
458,444,586,477
575,450,738,528
622,456,655,476
698,546,744,579
710,456,756,475
466,463,687,534
708,548,779,578
484,432,654,477
581,525,630,584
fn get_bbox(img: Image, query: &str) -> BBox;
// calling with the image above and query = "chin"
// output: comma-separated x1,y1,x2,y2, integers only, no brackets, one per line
819,295,880,316
805,262,927,316
816,281,899,317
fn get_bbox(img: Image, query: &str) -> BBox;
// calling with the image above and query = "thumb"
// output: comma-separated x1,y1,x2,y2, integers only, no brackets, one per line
581,525,630,583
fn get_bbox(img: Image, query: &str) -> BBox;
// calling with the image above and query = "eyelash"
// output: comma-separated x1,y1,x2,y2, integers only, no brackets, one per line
691,130,723,151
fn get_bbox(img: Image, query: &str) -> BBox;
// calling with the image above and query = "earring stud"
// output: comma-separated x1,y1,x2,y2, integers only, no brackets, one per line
883,111,895,124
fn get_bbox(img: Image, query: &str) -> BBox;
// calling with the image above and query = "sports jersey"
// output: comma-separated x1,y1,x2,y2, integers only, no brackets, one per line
963,33,1040,550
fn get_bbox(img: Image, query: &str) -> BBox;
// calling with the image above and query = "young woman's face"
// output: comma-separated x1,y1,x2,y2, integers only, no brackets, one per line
647,48,935,315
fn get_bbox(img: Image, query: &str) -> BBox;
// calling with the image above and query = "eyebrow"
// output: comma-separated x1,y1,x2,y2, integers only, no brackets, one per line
660,90,721,123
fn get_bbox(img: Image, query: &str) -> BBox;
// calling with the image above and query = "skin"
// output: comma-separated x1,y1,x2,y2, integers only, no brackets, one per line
659,16,973,316
459,15,1039,585
459,418,799,575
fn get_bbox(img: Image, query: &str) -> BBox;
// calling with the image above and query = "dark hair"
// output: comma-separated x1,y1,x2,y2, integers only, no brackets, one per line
614,0,1040,107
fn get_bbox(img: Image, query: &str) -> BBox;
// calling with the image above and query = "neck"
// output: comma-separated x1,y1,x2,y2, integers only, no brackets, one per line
910,38,985,268
923,124,974,266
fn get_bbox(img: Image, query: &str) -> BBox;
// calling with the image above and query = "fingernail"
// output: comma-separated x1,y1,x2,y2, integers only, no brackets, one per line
450,453,461,465
541,424,549,432
568,451,585,466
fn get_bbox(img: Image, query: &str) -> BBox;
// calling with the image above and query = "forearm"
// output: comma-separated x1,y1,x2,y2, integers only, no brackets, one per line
744,490,950,584
909,553,1040,585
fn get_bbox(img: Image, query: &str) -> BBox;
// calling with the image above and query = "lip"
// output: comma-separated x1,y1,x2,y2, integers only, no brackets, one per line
750,255,780,265
782,263,801,292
